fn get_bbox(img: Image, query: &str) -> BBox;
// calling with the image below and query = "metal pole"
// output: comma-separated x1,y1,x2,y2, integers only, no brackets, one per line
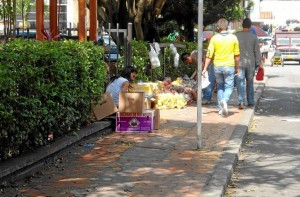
116,23,120,76
3,1,6,36
163,48,166,79
22,0,24,36
197,0,204,149
127,23,133,66
108,23,111,66
14,0,18,36
124,30,128,66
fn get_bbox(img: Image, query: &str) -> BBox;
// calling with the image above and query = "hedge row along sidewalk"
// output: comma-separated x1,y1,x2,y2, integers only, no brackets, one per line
0,39,107,161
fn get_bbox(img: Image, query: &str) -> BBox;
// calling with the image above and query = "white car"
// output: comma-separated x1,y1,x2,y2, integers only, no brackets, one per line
97,35,121,62
260,41,270,53
258,36,274,46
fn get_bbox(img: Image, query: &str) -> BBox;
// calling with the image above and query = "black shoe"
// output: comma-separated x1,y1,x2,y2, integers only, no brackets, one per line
202,100,211,105
248,104,254,108
238,103,245,109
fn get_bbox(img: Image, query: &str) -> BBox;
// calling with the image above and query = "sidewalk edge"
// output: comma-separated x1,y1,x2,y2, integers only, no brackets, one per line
0,120,114,184
202,79,267,197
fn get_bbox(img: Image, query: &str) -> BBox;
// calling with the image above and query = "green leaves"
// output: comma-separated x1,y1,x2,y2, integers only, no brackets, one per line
0,39,107,160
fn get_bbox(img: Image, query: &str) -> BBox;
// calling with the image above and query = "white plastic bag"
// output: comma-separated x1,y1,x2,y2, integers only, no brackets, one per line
169,44,179,67
202,72,210,89
149,45,160,69
174,53,179,68
169,43,177,55
154,42,160,55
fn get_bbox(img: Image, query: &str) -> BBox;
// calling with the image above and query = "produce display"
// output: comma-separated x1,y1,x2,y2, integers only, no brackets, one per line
156,93,187,109
132,75,197,109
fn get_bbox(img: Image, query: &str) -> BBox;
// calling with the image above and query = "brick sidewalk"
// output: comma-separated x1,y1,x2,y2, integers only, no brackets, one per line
1,81,266,197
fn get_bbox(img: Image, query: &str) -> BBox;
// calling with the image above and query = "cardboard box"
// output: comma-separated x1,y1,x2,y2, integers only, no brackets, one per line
144,98,151,109
92,93,118,120
118,92,145,113
131,83,158,97
154,109,160,130
116,110,154,132
144,97,157,109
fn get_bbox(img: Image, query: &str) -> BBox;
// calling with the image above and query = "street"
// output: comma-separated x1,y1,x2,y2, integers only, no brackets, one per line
226,64,300,196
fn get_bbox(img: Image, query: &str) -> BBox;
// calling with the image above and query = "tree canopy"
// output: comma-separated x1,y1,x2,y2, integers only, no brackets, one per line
0,0,245,42
95,0,244,42
159,0,244,41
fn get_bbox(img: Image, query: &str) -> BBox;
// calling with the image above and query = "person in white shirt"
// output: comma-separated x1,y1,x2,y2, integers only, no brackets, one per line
106,66,138,107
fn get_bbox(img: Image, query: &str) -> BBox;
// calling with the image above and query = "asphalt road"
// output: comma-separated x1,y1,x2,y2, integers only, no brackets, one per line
225,63,300,196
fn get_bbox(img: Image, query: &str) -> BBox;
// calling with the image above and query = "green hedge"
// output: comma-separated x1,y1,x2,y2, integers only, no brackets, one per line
0,38,198,161
0,39,107,160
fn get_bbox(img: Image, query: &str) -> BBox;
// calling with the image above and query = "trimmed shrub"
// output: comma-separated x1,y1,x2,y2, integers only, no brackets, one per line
0,39,107,160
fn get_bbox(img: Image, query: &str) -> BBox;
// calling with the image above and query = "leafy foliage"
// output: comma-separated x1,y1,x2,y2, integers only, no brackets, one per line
0,39,107,160
117,39,163,82
159,0,244,41
163,41,197,80
117,39,197,82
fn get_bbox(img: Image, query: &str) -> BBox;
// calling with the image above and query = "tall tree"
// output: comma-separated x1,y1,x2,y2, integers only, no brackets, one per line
0,0,14,36
159,0,244,41
90,0,243,42
158,0,196,41
90,0,166,42
16,0,34,28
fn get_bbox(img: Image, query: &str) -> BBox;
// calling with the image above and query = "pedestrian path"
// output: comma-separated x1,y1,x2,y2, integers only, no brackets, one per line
0,79,266,197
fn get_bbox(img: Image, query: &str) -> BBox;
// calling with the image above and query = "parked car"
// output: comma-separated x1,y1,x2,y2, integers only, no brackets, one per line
274,29,300,65
271,49,284,67
97,35,121,62
258,36,273,46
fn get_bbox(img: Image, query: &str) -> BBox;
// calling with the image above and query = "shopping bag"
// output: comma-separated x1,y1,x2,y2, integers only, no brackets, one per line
256,67,264,81
149,45,160,69
202,72,210,89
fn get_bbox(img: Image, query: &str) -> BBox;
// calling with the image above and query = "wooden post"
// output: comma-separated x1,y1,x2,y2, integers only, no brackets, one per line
89,0,97,42
50,0,58,40
78,0,86,41
36,0,44,41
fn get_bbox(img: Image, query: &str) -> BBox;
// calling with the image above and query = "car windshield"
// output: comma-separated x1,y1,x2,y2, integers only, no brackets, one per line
291,38,300,45
276,38,289,45
102,36,117,46
274,50,282,56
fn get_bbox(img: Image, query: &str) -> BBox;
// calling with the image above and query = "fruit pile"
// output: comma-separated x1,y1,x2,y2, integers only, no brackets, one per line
155,76,197,109
156,93,187,109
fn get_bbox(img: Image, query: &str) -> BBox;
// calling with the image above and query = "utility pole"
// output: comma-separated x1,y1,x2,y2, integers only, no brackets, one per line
196,0,204,149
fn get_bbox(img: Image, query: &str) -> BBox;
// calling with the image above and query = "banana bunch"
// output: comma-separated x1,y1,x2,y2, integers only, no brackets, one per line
156,93,187,109
171,77,184,86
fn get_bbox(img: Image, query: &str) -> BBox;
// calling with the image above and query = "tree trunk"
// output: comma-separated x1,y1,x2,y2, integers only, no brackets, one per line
133,0,146,40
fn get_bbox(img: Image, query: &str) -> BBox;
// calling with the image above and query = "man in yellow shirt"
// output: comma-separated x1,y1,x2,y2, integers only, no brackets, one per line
202,18,240,116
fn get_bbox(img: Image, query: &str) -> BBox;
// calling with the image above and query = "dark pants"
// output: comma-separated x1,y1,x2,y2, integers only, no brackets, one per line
262,52,268,59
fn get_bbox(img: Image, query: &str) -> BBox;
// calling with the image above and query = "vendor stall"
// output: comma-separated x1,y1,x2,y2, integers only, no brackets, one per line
131,75,197,110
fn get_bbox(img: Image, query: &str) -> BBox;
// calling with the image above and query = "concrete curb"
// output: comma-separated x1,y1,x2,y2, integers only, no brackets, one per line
202,78,267,197
0,120,114,184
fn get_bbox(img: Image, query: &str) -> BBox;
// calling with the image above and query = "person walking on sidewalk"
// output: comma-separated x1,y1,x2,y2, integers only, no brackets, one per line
181,50,215,105
202,18,240,116
235,18,263,109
